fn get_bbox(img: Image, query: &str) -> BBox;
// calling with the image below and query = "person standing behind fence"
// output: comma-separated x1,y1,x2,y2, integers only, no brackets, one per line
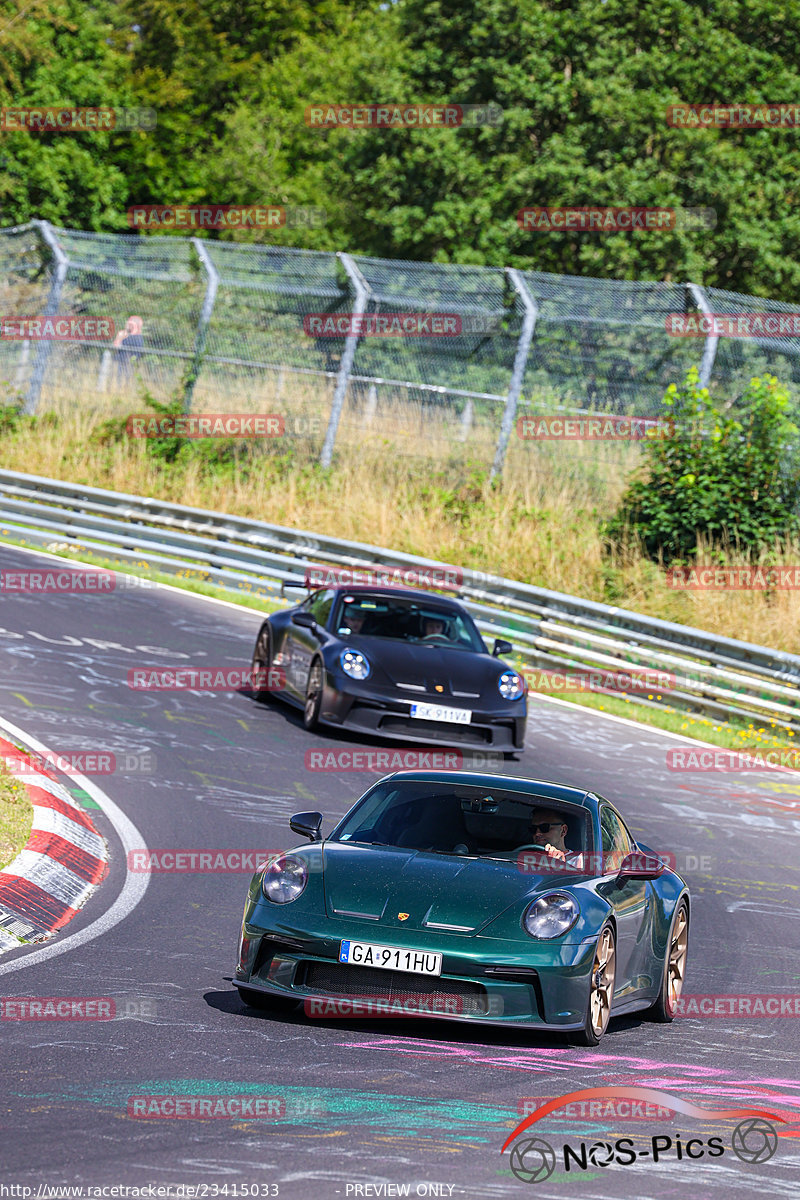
113,315,144,382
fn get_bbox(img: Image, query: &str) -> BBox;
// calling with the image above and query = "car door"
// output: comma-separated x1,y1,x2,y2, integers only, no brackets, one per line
595,805,651,1001
284,589,334,698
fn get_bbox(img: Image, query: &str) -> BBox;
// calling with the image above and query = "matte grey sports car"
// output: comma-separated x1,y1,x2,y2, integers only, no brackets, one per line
234,771,690,1045
249,585,526,750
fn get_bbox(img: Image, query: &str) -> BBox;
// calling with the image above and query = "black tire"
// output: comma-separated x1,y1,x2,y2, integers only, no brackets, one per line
237,986,298,1013
250,626,274,702
648,898,689,1023
303,658,324,731
573,922,616,1046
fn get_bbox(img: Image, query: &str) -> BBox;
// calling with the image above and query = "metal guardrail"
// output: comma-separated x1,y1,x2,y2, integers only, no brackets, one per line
1,468,799,734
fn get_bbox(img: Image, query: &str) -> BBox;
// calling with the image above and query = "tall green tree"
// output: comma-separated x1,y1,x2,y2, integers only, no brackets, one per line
0,0,132,227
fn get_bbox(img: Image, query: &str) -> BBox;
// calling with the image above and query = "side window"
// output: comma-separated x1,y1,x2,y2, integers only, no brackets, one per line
599,807,632,873
308,589,335,628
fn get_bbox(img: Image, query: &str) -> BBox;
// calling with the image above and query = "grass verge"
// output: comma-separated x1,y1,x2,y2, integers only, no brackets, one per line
0,753,33,872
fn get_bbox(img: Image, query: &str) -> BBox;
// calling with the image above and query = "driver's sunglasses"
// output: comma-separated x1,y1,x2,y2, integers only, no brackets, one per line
531,821,561,833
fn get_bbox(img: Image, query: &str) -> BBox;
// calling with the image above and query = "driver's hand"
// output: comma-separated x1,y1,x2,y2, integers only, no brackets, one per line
544,844,566,861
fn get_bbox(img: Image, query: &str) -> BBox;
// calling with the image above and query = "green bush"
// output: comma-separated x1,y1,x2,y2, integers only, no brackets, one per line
91,386,299,479
605,369,800,561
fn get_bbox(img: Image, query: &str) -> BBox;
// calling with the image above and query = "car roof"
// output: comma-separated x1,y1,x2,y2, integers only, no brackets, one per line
378,770,601,809
329,585,466,609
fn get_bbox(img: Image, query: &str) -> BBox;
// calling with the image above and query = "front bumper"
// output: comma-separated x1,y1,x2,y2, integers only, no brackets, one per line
319,676,526,750
236,918,596,1031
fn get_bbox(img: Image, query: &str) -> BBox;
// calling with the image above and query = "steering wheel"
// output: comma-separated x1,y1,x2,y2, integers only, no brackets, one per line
515,843,550,853
420,633,450,642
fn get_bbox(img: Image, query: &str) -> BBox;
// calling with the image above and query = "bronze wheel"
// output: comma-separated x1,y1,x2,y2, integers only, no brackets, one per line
574,923,616,1045
649,899,689,1022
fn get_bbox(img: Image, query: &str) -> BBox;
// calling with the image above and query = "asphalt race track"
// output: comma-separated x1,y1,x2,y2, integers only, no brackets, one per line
1,542,798,1199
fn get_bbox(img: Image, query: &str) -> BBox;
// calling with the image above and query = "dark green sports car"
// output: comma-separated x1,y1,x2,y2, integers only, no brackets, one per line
234,771,690,1044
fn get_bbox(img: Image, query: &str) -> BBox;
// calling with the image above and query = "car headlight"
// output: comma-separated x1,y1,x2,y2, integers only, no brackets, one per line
340,649,370,680
262,855,307,904
523,892,579,939
498,670,524,700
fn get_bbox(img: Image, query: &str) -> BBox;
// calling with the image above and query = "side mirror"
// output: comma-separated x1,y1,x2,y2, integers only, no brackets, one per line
492,638,513,657
615,851,666,885
290,811,323,842
291,611,317,630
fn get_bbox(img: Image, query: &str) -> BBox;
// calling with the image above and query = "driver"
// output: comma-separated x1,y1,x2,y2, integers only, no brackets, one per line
421,616,447,639
525,807,579,864
340,606,367,635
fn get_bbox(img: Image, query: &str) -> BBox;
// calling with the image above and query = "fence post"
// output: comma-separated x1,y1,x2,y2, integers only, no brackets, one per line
24,221,68,414
14,340,30,391
364,383,378,423
490,269,539,481
319,253,370,468
184,239,220,412
686,282,719,388
458,398,474,440
96,349,112,393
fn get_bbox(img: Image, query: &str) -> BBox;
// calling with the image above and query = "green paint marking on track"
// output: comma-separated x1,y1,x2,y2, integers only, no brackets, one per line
20,1080,507,1137
68,788,101,809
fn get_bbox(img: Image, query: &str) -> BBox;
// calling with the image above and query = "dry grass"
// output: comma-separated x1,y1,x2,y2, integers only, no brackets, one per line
3,373,800,653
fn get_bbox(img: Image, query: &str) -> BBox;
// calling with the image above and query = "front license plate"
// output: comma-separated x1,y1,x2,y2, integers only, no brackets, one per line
339,940,442,976
410,702,472,724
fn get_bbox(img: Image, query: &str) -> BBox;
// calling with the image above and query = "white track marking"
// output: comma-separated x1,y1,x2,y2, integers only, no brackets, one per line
0,540,274,618
530,691,800,773
0,713,149,975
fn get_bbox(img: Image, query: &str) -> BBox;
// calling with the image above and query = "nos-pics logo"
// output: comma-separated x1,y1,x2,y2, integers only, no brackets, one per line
503,1088,789,1183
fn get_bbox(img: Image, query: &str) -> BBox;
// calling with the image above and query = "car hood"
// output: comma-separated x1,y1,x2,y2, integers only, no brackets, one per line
321,841,561,933
346,640,503,697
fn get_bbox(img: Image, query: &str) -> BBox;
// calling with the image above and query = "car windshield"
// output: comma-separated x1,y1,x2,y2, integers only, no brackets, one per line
331,780,595,861
333,593,485,652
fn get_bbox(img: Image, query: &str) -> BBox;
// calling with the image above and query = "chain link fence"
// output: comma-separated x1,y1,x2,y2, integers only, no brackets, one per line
2,220,800,475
